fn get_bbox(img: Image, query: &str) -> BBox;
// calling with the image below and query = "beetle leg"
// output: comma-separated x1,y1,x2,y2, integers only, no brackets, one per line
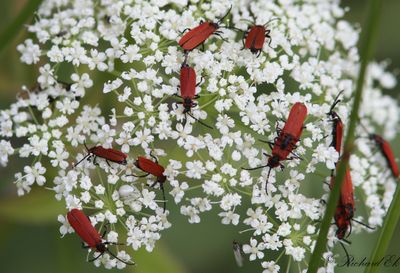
93,156,99,166
263,152,272,158
81,242,90,249
241,30,247,49
127,173,150,178
289,152,302,160
259,139,274,147
196,77,204,87
101,223,110,238
183,113,188,127
351,218,375,230
150,151,158,163
149,180,158,188
104,242,124,246
214,33,229,43
265,30,273,48
180,28,191,34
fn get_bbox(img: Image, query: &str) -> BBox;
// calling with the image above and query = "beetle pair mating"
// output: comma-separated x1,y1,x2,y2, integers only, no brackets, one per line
74,142,167,212
178,6,278,56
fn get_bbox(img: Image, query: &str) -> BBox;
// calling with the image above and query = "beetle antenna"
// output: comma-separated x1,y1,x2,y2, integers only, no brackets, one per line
88,252,104,262
106,249,135,265
265,167,272,193
187,112,214,129
182,52,190,67
73,154,90,168
358,121,372,137
83,140,90,152
328,90,344,114
160,184,167,213
241,164,269,171
218,5,232,24
347,221,353,238
339,241,350,264
263,17,280,27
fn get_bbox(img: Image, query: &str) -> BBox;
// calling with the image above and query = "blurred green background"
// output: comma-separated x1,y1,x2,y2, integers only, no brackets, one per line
0,1,399,273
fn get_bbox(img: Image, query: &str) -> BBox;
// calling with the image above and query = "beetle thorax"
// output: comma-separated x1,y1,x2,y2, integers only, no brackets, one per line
183,97,194,113
158,175,167,183
268,155,281,168
96,242,107,253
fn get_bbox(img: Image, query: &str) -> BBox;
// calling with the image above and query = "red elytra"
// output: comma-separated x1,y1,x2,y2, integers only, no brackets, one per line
268,102,308,165
136,156,166,180
330,167,355,227
176,60,213,129
243,18,278,56
129,155,168,212
244,26,270,57
329,167,354,262
178,6,231,51
370,134,399,178
180,63,198,114
243,102,307,191
67,209,134,265
74,142,128,167
327,165,374,261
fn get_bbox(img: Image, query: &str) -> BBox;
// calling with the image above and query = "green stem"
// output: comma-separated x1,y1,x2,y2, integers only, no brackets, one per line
306,0,382,272
364,177,400,273
0,0,44,54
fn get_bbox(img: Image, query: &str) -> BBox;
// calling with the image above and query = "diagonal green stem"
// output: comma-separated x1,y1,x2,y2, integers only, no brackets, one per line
0,0,43,55
306,0,382,272
364,177,400,273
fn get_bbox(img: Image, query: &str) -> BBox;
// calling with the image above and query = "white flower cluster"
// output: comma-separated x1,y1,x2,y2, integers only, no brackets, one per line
0,0,399,271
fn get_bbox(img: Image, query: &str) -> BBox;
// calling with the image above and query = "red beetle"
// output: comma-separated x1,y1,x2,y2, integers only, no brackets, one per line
369,134,399,178
330,168,355,232
178,6,231,51
67,209,134,265
129,153,167,212
243,102,307,191
360,123,399,179
74,142,128,167
243,18,279,56
328,166,374,261
175,57,213,129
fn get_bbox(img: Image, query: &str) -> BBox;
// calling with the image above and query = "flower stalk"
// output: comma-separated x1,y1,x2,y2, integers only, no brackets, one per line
306,0,383,272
